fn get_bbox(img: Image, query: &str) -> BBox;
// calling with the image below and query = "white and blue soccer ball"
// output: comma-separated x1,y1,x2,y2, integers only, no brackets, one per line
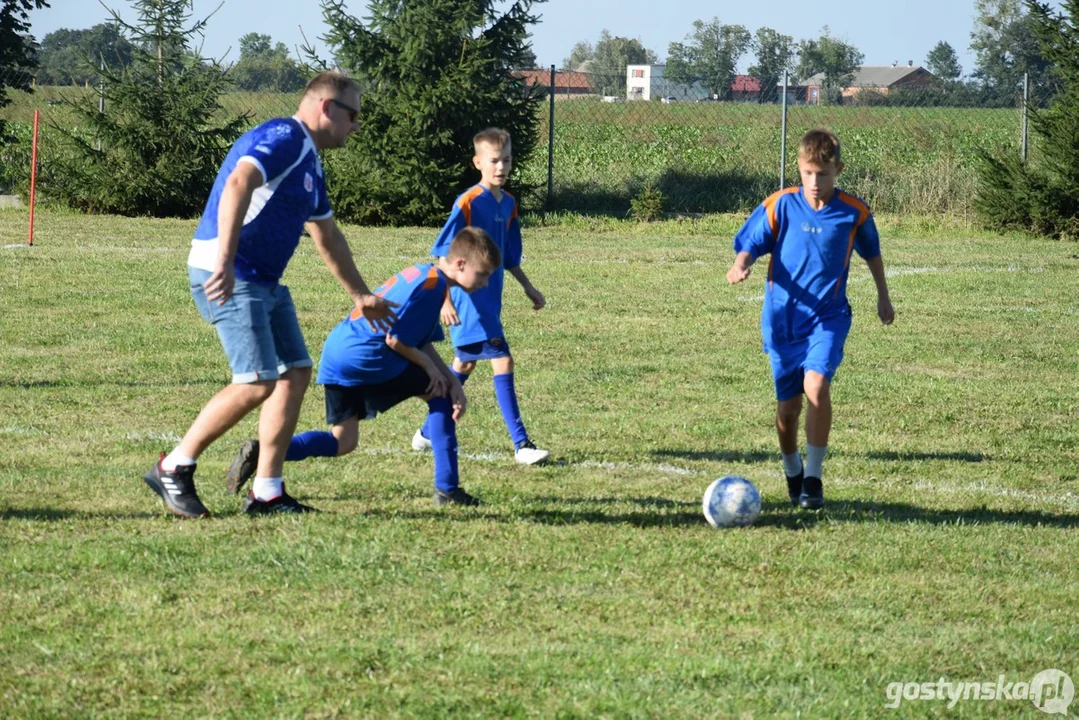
702,476,762,528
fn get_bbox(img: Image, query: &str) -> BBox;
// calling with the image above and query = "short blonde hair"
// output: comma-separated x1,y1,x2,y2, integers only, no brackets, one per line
448,227,501,269
798,128,842,165
303,70,358,100
473,127,511,153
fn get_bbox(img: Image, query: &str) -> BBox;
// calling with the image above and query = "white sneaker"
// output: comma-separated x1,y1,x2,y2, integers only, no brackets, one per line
514,441,550,465
411,429,432,452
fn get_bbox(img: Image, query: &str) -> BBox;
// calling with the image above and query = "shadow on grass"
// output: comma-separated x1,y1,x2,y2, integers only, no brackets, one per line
362,497,1079,530
863,451,989,463
1,508,158,521
0,378,220,389
651,449,777,464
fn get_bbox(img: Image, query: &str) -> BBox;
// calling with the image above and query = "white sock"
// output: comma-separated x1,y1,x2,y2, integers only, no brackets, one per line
162,449,197,471
252,476,284,501
782,451,803,477
805,444,827,479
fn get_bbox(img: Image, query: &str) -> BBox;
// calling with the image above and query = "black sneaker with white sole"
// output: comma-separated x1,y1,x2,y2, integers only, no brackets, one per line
786,470,804,506
242,485,316,515
799,476,825,509
433,487,482,507
225,439,259,495
144,456,210,519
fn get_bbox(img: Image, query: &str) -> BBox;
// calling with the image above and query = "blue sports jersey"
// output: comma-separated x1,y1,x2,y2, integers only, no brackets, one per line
317,263,448,386
734,187,881,347
188,117,332,285
430,185,523,346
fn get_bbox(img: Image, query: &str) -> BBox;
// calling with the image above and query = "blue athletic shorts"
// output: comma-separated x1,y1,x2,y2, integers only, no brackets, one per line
323,363,430,425
454,337,512,362
189,267,312,384
767,313,852,401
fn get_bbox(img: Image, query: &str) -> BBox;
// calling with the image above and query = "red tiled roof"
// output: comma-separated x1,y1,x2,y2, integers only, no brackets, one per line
731,75,761,92
513,69,591,90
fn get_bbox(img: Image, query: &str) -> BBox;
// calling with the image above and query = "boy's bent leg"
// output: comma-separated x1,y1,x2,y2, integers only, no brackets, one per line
776,396,804,505
415,358,473,451
801,371,832,509
425,394,480,506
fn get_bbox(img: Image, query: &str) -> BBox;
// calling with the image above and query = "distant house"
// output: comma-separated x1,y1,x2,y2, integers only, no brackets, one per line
625,65,708,101
730,75,761,102
513,69,592,96
625,65,766,102
801,63,935,104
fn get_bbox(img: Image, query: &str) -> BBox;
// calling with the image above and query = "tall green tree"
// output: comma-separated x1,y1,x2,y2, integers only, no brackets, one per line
970,0,1049,96
925,40,962,81
560,40,591,71
0,0,49,137
316,0,545,225
36,23,134,86
976,0,1079,239
230,31,305,92
665,18,751,99
749,27,796,103
40,0,246,216
589,30,657,96
796,27,864,104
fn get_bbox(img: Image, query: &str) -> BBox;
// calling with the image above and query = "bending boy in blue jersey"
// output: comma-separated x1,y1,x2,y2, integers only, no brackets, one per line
412,128,550,465
142,72,398,518
726,128,895,509
224,228,502,507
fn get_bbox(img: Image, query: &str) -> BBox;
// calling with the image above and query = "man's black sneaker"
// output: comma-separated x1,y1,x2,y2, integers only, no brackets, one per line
242,485,316,515
786,470,804,506
799,476,825,509
225,439,259,495
434,487,482,507
144,455,210,519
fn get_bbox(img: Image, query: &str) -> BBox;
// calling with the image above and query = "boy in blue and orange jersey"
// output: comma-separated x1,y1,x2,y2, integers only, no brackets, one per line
412,127,550,465
225,227,501,507
727,128,895,509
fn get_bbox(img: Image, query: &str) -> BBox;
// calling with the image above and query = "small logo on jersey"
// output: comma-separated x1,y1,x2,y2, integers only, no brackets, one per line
304,172,314,192
490,338,504,347
802,222,823,234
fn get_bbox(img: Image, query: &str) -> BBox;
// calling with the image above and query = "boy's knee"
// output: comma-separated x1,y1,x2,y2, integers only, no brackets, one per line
490,355,514,374
454,360,477,374
803,372,831,402
336,435,358,456
776,398,802,423
241,379,277,403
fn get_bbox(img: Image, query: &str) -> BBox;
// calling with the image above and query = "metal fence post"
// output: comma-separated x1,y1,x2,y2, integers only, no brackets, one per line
97,55,105,152
547,64,555,210
1021,72,1029,165
780,69,788,190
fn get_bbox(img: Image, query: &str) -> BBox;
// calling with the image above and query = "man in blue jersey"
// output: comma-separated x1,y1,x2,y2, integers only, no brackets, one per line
143,71,398,518
411,128,550,465
224,227,501,507
726,128,895,509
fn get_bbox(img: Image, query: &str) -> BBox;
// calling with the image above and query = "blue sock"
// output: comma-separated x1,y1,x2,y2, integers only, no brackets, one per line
425,396,459,492
285,431,339,461
421,369,470,439
493,373,529,447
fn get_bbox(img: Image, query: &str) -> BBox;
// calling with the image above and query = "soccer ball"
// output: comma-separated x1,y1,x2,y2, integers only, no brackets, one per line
702,476,761,528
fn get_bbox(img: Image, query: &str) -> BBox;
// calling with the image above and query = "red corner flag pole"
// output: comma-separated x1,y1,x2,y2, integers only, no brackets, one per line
28,109,39,246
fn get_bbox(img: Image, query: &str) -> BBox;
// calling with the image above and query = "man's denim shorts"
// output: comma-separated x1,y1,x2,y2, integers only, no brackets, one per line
189,267,312,384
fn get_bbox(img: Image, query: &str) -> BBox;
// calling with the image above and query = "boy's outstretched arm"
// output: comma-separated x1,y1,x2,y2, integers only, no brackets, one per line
727,251,756,284
865,255,895,325
507,266,545,310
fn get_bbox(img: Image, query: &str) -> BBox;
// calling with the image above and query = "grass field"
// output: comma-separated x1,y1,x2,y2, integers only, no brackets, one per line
1,88,1031,218
1,209,1077,717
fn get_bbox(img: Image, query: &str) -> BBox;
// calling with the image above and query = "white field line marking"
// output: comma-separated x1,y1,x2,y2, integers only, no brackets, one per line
353,446,1079,510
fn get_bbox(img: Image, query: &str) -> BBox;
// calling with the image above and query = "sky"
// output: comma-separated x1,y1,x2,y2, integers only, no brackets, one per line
26,0,1009,77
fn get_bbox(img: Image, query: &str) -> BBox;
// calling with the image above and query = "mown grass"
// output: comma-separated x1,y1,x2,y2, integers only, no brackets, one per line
0,209,1076,718
1,88,1031,219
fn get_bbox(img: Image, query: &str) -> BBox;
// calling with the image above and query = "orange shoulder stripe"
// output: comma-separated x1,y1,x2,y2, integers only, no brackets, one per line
422,266,441,290
457,185,485,227
834,192,873,298
762,187,800,239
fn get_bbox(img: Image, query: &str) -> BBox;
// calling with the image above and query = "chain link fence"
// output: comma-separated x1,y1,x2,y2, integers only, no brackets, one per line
521,66,1056,219
0,67,1056,220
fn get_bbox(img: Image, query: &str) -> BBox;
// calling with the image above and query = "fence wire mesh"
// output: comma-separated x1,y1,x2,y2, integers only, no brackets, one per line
0,66,1058,220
